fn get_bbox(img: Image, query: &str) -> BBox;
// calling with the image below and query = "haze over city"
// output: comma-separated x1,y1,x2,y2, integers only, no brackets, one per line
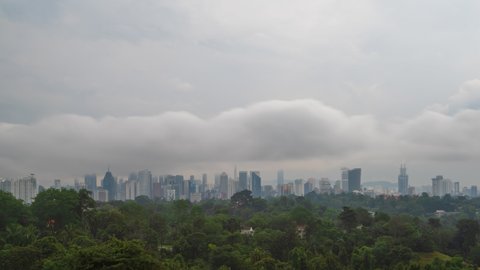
2,1,480,186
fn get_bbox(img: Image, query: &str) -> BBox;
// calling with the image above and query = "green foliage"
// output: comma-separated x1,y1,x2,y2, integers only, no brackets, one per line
0,191,32,230
2,189,480,269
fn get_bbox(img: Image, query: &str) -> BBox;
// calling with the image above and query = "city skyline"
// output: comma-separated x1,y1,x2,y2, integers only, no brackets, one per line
2,1,480,185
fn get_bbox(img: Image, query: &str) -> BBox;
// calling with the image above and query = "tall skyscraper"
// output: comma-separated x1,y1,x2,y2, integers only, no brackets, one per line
239,171,248,191
0,178,12,193
294,179,304,196
175,175,184,199
219,172,229,199
251,171,261,198
398,164,409,195
137,169,153,198
341,167,349,192
454,182,460,196
102,169,116,201
471,185,478,197
53,179,61,189
348,168,361,193
277,170,284,186
431,175,443,197
13,174,37,204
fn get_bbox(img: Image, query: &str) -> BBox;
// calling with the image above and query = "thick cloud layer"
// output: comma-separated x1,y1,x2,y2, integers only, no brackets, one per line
1,93,480,185
0,100,377,179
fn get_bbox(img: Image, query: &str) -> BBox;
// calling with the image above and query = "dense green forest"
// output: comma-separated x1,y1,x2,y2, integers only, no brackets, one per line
2,189,480,269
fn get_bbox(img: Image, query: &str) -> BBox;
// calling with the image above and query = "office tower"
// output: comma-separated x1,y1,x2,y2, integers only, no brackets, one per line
442,179,453,196
125,179,138,200
398,164,409,195
202,173,208,187
319,178,332,194
0,178,12,193
214,174,220,189
239,171,248,191
277,170,284,186
348,168,361,192
74,179,83,191
219,172,229,199
175,175,184,199
304,181,314,194
431,176,443,197
334,180,342,194
341,167,349,192
102,169,116,201
53,179,61,189
138,169,153,198
294,179,304,196
454,182,460,196
251,171,262,197
471,185,478,197
234,165,238,181
13,174,37,204
227,179,236,199
96,188,108,202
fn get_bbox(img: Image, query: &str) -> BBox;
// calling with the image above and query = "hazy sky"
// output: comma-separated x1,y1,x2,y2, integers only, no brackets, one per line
1,1,480,186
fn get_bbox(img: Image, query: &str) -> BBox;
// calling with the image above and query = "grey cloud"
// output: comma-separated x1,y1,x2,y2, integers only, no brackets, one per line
0,100,377,180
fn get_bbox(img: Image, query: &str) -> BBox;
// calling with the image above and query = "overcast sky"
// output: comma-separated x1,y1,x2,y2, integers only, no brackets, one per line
1,0,480,186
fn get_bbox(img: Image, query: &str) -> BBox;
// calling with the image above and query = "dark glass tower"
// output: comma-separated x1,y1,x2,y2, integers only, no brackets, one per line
348,168,361,193
102,169,116,201
398,164,409,195
251,171,262,198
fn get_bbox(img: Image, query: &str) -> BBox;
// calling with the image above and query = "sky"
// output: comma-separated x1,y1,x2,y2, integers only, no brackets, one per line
1,0,480,186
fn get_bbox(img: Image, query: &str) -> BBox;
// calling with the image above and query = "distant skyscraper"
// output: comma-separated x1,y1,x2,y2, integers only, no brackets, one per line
294,179,304,196
102,169,116,201
341,167,349,192
13,174,37,204
219,172,229,199
398,164,409,195
431,175,443,197
454,182,460,196
304,181,314,194
0,178,12,193
251,171,261,198
348,168,361,192
239,171,248,191
277,170,284,186
471,185,478,197
137,169,153,198
53,179,61,189
319,178,332,194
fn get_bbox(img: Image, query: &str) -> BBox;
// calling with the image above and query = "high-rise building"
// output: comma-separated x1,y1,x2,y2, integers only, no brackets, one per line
102,169,116,201
219,172,229,199
471,185,478,197
0,178,12,193
13,174,37,204
175,175,184,199
319,178,332,194
125,179,138,200
277,170,284,186
137,169,153,198
304,181,314,194
398,164,409,195
294,179,304,196
432,175,442,196
53,179,61,189
341,167,349,192
251,171,261,198
239,171,248,191
348,168,361,192
454,182,460,196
